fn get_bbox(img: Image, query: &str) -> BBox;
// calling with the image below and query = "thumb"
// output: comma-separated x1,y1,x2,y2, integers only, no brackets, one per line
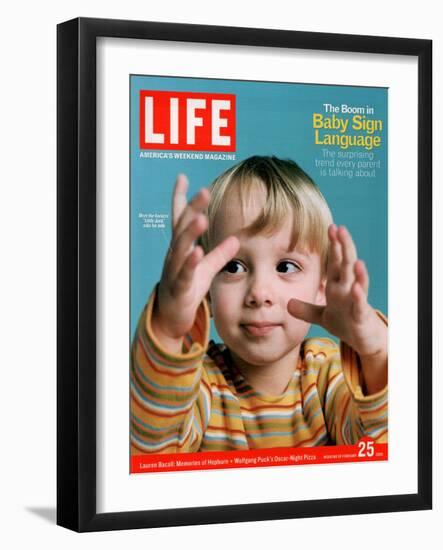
201,236,240,280
287,298,324,325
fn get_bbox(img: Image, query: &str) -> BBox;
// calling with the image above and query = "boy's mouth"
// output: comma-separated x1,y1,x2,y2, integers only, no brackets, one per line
240,322,281,337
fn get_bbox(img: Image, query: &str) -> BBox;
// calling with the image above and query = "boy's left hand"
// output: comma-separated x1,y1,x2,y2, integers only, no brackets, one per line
287,224,387,394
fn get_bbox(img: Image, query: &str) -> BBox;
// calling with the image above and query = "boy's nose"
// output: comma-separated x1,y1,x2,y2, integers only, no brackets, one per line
245,276,274,307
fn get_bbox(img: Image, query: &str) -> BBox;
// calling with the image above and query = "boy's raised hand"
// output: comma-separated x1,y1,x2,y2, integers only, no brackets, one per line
151,174,239,353
287,225,387,394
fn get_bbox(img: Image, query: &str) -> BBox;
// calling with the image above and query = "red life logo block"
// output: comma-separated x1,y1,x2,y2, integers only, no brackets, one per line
139,90,236,151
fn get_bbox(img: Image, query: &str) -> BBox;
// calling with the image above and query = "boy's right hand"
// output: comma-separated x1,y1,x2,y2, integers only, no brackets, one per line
150,174,240,353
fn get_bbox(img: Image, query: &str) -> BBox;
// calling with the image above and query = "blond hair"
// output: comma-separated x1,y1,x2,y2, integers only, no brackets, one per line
200,156,333,273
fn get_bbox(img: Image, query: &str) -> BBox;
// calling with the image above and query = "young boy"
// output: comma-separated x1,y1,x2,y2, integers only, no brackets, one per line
131,156,388,454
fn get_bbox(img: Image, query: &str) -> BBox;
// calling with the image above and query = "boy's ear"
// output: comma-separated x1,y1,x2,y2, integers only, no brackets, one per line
316,278,327,306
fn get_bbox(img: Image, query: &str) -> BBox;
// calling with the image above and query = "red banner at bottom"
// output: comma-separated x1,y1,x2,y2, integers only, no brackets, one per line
131,438,387,474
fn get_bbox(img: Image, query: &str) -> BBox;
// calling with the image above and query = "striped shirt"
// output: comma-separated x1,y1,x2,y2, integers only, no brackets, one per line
131,291,388,455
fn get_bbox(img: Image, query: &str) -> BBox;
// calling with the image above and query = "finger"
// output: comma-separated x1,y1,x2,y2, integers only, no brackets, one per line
172,174,189,228
287,297,324,325
337,225,357,284
174,187,210,237
200,236,240,280
354,259,369,296
175,245,204,292
167,214,208,279
351,281,368,323
327,224,341,282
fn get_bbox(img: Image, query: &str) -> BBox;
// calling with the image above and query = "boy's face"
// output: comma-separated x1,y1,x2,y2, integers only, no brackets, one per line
209,190,326,369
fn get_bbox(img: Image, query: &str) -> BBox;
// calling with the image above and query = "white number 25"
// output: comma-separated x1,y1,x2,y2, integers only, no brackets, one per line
358,440,375,457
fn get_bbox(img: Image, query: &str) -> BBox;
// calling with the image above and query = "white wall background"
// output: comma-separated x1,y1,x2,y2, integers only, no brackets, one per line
0,0,439,547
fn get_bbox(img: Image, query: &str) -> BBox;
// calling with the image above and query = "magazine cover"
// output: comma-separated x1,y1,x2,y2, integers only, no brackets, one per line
129,75,388,474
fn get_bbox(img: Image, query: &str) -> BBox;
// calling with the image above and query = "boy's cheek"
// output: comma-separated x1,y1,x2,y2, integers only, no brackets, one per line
210,280,239,305
285,283,325,305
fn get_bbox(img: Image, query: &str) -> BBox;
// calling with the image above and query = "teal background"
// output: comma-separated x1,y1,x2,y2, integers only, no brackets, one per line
130,75,388,342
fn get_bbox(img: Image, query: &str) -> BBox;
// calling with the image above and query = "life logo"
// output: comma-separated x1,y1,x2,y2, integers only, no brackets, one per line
139,90,236,152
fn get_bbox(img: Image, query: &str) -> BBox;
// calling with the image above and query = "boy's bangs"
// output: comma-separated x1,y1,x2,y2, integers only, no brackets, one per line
234,176,329,259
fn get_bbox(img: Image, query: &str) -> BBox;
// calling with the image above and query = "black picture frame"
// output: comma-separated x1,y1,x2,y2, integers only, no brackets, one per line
57,17,432,532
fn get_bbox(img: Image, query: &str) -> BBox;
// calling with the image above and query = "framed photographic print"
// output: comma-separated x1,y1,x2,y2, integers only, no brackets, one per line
57,17,432,532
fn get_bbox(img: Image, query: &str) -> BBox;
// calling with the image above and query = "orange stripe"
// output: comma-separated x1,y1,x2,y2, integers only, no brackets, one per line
207,425,246,436
302,381,317,397
201,377,212,396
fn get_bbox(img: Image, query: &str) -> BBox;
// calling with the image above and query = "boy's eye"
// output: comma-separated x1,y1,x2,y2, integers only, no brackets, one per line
222,260,246,274
276,261,301,273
